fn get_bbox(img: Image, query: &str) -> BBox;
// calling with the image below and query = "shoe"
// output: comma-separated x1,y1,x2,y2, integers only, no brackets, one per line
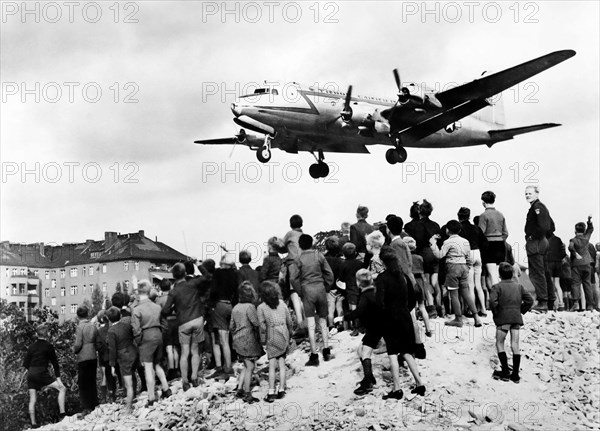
350,329,360,337
445,318,463,327
425,330,433,338
58,412,67,420
235,388,245,399
206,366,223,379
243,393,259,403
532,302,548,313
474,319,483,328
382,389,403,400
182,381,191,392
264,393,277,403
510,374,521,384
411,385,426,396
492,369,510,381
329,327,338,336
146,398,157,408
353,380,373,396
464,311,474,318
31,424,40,429
557,306,565,311
478,310,487,317
436,306,444,318
305,353,319,367
192,377,204,387
277,390,286,399
414,343,426,360
161,388,172,399
219,369,234,380
322,347,332,362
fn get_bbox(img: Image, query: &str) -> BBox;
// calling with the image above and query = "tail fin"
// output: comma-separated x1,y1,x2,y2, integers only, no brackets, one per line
487,123,560,146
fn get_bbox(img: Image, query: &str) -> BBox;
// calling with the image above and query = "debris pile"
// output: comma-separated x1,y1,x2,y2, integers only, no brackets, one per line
32,311,600,430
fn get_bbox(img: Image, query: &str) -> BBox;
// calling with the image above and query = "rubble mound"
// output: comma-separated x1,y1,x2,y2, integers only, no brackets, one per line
32,311,600,430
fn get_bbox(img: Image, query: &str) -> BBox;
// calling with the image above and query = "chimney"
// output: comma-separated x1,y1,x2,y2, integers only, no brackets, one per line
138,230,145,238
38,242,45,257
105,232,118,250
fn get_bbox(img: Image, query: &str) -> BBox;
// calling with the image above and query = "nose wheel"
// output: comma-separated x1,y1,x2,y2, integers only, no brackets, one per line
309,149,330,179
256,135,273,163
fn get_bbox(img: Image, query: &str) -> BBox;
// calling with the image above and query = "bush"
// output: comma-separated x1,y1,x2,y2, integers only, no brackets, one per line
0,302,79,431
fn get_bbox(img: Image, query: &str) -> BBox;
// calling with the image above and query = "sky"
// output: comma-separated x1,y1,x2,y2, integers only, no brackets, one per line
1,1,599,266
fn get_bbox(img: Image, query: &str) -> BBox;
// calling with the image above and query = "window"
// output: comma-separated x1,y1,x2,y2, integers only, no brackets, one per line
91,252,101,258
124,261,129,271
51,279,57,288
82,285,87,295
70,286,78,295
60,270,65,279
12,268,17,276
18,284,26,294
89,266,94,276
70,304,77,314
82,267,86,277
102,282,107,292
12,284,16,295
60,287,66,297
60,305,65,315
44,287,50,297
4,268,8,277
51,297,56,306
102,264,107,273
70,268,77,277
134,261,139,271
33,270,39,277
45,270,50,279
20,268,26,276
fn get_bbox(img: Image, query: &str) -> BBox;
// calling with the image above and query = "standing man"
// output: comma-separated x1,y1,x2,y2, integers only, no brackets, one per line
161,262,211,391
290,234,334,366
132,280,172,405
569,217,594,311
524,185,555,312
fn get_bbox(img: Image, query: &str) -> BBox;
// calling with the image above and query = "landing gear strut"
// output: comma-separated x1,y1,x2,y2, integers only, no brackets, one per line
309,149,330,179
256,135,272,163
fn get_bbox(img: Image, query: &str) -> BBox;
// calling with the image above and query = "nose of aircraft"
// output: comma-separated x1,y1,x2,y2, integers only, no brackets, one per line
231,102,241,117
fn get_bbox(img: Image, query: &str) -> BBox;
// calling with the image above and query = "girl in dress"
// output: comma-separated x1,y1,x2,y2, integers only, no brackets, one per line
230,281,263,403
257,281,293,402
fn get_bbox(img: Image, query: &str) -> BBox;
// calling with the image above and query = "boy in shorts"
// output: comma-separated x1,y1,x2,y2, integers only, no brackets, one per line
24,324,67,428
430,220,482,328
107,306,137,414
489,262,534,383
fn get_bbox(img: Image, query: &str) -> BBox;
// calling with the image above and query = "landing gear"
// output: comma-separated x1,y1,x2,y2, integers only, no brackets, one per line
385,146,408,164
256,135,273,163
309,162,329,179
309,149,330,179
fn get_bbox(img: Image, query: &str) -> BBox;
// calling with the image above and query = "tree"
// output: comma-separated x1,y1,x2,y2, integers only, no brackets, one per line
91,284,104,317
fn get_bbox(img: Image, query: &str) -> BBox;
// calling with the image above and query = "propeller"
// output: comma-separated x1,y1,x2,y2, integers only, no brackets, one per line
228,129,247,158
393,68,410,104
340,85,353,122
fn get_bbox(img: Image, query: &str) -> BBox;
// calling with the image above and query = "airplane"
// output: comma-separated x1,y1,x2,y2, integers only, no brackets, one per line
195,50,576,179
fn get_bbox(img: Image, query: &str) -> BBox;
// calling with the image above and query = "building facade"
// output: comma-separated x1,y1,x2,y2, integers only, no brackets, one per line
1,230,189,322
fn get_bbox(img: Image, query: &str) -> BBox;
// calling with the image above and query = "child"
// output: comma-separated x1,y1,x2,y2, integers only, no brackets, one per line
489,262,534,383
404,236,433,337
23,324,67,429
430,220,482,327
338,242,365,334
106,306,137,414
335,269,383,395
230,281,263,403
569,216,594,311
257,281,293,402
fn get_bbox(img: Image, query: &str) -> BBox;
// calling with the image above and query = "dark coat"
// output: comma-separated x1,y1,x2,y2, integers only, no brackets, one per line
350,220,375,254
489,280,534,326
343,286,383,331
239,264,260,289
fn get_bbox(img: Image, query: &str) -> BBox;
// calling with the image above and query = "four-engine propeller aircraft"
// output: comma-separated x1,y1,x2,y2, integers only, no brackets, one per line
195,50,575,179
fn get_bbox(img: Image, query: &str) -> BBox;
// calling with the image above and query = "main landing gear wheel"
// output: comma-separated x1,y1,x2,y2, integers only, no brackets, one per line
309,162,329,179
385,147,408,164
256,145,271,163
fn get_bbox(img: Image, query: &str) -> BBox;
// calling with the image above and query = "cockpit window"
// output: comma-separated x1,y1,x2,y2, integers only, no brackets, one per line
240,87,278,98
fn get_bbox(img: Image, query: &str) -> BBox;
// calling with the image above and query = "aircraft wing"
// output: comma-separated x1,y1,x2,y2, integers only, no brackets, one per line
435,50,576,107
194,137,239,145
397,99,489,145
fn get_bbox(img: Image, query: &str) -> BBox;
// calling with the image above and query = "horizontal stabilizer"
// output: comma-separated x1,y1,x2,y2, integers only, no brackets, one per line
194,137,237,145
487,123,560,144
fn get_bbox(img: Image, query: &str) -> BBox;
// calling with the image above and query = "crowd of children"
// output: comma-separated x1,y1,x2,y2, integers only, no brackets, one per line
22,195,598,429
